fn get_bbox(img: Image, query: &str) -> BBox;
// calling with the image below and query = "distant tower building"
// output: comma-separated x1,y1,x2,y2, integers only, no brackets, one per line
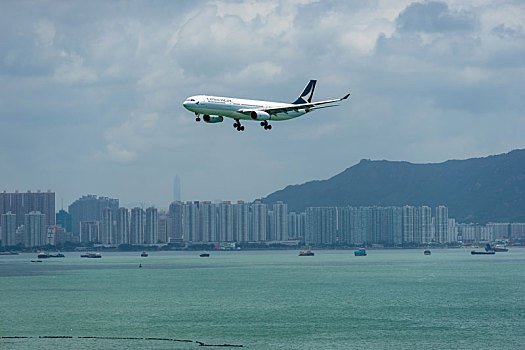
100,207,114,245
80,221,99,243
183,201,199,243
234,201,250,242
0,190,55,229
117,207,130,245
56,209,72,233
68,195,118,237
251,201,267,242
1,212,17,247
273,202,288,241
173,175,181,202
24,211,47,247
130,207,145,244
158,212,168,243
402,206,415,243
434,206,449,243
305,207,337,245
218,201,234,242
199,201,216,243
167,202,183,241
145,207,159,244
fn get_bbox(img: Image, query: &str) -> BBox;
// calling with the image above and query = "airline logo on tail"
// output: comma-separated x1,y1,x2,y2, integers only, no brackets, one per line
292,80,317,104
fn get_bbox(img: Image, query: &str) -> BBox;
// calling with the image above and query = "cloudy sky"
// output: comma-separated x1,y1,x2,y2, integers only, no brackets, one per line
1,0,524,209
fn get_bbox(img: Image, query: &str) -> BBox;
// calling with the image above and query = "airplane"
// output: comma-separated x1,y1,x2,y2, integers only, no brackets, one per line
182,80,350,131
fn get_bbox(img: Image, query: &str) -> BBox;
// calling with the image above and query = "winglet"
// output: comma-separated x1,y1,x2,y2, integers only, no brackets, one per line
342,93,350,100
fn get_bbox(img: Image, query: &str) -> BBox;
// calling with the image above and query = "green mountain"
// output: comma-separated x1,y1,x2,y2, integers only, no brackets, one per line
261,149,525,223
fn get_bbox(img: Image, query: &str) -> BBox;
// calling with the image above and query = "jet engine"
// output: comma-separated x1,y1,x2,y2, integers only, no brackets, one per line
250,111,271,121
202,115,224,123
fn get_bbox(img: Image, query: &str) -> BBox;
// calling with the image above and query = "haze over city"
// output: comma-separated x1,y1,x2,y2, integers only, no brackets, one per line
1,0,523,209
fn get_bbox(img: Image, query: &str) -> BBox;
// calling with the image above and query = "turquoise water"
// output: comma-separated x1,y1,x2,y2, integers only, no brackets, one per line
1,249,524,349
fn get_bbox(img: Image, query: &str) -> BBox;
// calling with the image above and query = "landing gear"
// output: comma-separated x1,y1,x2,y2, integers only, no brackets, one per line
260,120,272,130
233,119,245,131
195,113,200,122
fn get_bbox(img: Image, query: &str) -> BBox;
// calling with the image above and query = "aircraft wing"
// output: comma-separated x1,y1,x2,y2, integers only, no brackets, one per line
239,93,350,115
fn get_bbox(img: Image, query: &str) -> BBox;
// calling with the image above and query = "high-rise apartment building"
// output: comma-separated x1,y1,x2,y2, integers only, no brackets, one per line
80,221,99,243
100,207,114,245
68,195,118,237
117,207,130,245
218,201,234,242
234,201,250,242
167,202,183,241
198,201,216,243
434,206,449,243
273,202,288,241
24,211,47,247
1,212,17,247
251,201,267,242
0,190,55,229
130,207,145,244
306,207,337,245
145,207,159,244
183,201,199,242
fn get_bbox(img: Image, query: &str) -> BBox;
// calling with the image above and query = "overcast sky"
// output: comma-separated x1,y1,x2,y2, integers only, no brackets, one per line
1,0,524,209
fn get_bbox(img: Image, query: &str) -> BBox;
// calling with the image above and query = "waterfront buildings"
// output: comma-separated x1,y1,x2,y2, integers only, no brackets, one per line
0,190,55,228
1,212,17,247
68,195,118,237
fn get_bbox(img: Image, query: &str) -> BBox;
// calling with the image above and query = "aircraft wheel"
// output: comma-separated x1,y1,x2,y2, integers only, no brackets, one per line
196,117,201,122
268,125,272,130
260,121,265,127
240,126,245,131
233,123,239,128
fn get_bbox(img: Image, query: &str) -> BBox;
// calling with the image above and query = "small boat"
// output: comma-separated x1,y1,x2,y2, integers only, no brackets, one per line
299,250,314,256
80,252,102,258
424,249,431,255
485,244,508,252
354,248,367,256
471,250,495,255
139,263,142,268
31,260,43,263
140,251,148,257
199,251,210,257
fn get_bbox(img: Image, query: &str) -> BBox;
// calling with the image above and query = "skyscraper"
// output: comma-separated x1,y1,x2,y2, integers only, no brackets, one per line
1,212,17,247
68,195,118,237
251,201,267,242
130,207,145,244
117,207,130,245
306,207,337,245
167,202,183,241
145,207,159,244
234,201,250,242
434,206,449,243
24,211,47,247
0,190,55,228
273,202,288,241
183,201,199,243
218,201,233,242
199,201,216,243
100,207,114,245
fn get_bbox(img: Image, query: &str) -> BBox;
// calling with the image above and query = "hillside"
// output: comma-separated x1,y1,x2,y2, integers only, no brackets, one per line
261,149,525,223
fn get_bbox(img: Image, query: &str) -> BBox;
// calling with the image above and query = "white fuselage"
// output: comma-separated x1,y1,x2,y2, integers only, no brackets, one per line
183,95,307,121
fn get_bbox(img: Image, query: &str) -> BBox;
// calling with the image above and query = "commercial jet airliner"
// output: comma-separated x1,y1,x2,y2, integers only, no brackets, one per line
182,80,350,131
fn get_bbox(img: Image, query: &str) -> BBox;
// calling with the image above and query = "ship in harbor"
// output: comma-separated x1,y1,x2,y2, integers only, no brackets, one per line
485,244,508,252
471,250,495,255
299,250,314,256
80,252,102,258
199,251,210,257
424,249,431,255
37,252,65,259
354,248,367,256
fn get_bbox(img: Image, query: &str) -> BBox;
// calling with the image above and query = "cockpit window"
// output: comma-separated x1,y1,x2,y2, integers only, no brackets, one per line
189,99,195,102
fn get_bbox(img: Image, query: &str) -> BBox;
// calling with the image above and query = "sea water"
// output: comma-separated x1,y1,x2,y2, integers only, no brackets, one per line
1,249,524,349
